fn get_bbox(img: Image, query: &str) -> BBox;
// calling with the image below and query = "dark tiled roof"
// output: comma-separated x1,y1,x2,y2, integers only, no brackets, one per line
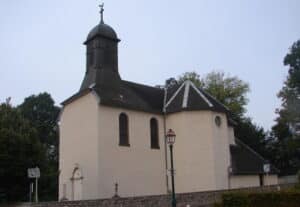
165,81,229,114
84,22,119,44
62,80,232,116
95,80,164,114
230,139,278,175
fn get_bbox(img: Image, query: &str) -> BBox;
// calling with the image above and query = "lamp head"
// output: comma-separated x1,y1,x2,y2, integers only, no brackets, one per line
166,129,176,145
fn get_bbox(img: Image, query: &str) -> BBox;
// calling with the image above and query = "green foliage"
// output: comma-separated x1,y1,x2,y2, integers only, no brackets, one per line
0,93,60,202
178,71,204,88
270,39,300,176
202,71,249,119
234,117,269,159
214,203,223,207
0,103,45,202
18,93,60,201
18,93,60,148
222,193,249,207
222,192,300,207
284,40,300,93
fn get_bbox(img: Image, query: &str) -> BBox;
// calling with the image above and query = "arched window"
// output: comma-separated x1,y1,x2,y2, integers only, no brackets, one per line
119,113,129,146
150,118,159,149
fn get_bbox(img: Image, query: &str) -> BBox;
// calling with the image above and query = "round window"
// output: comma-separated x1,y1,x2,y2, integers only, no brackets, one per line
215,116,222,127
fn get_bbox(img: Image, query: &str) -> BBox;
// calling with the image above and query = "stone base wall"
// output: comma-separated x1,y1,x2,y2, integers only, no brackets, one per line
3,184,295,207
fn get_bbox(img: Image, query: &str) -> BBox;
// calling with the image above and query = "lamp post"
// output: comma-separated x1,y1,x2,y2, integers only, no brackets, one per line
166,129,176,207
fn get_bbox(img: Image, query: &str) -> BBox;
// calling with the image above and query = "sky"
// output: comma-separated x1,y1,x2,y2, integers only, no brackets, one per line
0,0,299,130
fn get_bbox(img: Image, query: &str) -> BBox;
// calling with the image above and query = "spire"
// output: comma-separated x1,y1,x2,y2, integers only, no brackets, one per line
99,3,104,24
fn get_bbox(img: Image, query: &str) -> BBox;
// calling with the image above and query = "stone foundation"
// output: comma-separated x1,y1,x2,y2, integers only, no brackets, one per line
2,184,295,207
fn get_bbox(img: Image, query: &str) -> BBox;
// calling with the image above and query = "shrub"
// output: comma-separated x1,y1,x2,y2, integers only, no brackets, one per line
214,203,223,207
222,191,300,207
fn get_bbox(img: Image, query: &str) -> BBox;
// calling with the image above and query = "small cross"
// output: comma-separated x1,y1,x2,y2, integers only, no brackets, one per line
99,3,104,23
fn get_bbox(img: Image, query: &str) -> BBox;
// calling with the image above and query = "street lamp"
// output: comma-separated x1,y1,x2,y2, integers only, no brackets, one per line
166,129,176,207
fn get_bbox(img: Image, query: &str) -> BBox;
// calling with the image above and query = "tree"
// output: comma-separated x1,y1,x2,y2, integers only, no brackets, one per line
284,40,300,93
270,40,300,175
178,71,203,88
18,93,60,201
0,101,45,202
18,93,60,148
234,117,269,159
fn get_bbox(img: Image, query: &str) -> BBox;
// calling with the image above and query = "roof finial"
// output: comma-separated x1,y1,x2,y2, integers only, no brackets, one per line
99,3,104,24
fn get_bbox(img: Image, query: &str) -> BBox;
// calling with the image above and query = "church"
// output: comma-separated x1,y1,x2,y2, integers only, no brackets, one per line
58,6,278,201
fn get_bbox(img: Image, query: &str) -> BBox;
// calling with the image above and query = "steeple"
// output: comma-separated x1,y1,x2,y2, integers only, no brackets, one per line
80,4,121,93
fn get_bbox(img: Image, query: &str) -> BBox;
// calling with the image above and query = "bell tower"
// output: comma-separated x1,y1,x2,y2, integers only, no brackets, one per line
80,4,121,92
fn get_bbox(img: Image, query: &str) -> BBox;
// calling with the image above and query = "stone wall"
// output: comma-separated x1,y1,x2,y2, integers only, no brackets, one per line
3,184,295,207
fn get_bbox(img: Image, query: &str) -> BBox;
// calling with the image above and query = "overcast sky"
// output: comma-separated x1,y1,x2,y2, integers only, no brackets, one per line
0,0,299,130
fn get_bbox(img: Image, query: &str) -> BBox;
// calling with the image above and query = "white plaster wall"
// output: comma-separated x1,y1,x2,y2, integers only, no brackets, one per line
230,176,260,189
97,106,167,198
59,92,276,200
230,175,278,189
59,93,99,200
264,175,278,185
166,111,217,192
278,175,298,184
212,113,231,190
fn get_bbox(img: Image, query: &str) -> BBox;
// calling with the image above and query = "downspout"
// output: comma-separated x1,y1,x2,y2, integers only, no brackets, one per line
163,87,169,193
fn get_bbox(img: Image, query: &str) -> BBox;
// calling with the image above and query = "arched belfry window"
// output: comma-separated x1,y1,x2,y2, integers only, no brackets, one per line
150,118,159,149
119,113,129,146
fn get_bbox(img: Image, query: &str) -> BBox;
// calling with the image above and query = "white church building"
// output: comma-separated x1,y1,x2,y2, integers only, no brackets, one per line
58,8,278,201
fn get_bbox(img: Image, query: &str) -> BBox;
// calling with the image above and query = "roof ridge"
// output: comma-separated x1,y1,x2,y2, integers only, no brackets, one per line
163,87,168,113
164,82,186,109
199,88,230,111
182,81,191,108
189,81,214,107
122,80,163,91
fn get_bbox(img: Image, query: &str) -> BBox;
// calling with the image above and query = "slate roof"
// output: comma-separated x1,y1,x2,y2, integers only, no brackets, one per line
62,80,231,116
62,80,164,114
230,139,279,175
164,80,229,114
95,80,164,114
84,22,120,44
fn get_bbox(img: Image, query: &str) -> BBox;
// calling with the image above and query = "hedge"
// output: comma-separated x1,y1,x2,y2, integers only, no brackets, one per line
221,191,300,207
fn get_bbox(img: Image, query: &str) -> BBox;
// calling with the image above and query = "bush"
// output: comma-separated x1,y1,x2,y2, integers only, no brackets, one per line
222,191,300,207
214,203,223,207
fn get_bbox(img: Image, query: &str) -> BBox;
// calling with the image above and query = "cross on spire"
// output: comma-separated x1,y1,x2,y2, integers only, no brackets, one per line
99,3,104,23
